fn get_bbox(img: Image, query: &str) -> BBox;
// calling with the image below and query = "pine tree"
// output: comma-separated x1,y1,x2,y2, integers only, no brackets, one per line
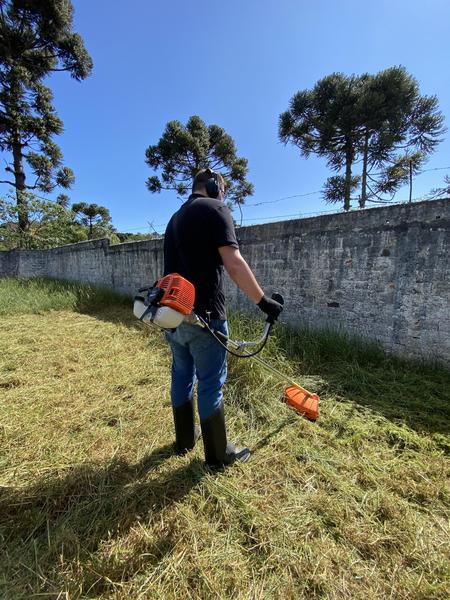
72,202,112,240
358,66,445,207
145,115,253,206
0,0,92,245
279,73,366,210
279,68,445,210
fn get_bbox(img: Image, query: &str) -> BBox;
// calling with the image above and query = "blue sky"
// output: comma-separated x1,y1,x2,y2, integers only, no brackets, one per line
45,0,450,233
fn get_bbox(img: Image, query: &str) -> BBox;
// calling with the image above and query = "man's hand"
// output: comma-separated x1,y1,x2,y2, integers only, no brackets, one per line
257,295,283,322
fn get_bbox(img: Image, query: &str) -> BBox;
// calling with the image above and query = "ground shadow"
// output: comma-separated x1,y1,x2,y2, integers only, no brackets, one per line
251,416,298,453
78,301,138,328
0,443,205,597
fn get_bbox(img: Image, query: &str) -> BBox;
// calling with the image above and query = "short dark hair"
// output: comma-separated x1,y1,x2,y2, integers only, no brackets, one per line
192,168,225,193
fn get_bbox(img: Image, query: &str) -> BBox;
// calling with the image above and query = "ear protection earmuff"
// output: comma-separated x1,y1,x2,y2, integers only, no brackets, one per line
205,170,221,199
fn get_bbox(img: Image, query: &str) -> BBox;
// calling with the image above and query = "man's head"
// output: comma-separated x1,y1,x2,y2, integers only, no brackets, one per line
192,168,226,200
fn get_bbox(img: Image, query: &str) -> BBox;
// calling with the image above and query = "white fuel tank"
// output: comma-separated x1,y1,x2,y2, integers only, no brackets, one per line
133,297,185,329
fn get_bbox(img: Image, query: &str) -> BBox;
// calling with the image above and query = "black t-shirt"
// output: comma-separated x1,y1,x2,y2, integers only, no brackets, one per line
164,194,239,320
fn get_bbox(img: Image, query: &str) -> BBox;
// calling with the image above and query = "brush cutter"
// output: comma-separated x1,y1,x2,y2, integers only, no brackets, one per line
134,273,320,420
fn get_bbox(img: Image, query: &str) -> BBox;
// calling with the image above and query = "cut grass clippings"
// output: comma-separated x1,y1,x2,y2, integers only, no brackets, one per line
0,277,449,599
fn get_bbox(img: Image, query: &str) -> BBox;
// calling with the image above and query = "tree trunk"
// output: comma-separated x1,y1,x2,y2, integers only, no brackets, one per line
409,160,413,203
89,218,93,239
12,139,29,247
360,129,369,208
344,142,353,211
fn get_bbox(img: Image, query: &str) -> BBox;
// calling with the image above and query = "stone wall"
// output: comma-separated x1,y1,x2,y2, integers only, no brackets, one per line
231,199,450,365
1,199,449,365
0,237,165,294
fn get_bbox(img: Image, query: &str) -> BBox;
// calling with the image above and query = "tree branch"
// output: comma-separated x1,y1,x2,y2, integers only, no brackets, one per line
19,6,27,37
366,181,396,203
209,157,225,169
366,182,384,201
48,67,72,73
175,157,195,169
159,183,184,192
367,172,380,183
237,202,243,227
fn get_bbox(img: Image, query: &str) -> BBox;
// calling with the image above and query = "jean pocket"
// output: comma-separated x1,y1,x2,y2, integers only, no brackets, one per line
209,319,228,344
209,319,228,337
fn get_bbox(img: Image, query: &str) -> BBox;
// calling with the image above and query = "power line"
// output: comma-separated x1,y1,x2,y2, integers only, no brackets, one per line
246,190,322,206
36,164,450,230
119,195,433,233
421,165,450,172
117,223,167,233
236,209,339,224
237,165,450,210
244,166,450,209
116,190,349,230
113,164,450,232
237,195,437,224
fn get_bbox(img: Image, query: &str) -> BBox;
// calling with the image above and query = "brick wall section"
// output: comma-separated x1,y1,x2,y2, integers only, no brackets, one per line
1,199,449,365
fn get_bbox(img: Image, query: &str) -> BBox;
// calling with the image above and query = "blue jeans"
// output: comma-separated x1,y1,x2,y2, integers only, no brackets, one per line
165,320,228,421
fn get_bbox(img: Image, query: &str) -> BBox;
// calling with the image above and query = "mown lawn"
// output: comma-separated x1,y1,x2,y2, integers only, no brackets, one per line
0,277,449,599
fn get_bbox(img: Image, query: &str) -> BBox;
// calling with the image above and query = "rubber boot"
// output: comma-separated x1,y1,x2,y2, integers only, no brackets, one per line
172,399,201,455
200,404,250,468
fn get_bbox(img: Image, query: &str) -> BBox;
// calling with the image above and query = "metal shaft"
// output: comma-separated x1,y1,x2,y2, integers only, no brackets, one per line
227,338,302,388
189,312,303,389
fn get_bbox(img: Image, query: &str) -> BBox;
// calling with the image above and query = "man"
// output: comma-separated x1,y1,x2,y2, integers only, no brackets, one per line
164,168,282,468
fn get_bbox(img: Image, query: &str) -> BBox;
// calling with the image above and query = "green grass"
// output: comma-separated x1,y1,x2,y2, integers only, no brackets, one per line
0,277,449,599
273,323,450,443
0,276,129,315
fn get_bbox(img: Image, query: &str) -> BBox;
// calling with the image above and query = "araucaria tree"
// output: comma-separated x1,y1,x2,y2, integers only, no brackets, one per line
145,115,254,206
279,73,365,211
279,67,445,210
0,0,92,245
356,67,445,207
72,202,112,240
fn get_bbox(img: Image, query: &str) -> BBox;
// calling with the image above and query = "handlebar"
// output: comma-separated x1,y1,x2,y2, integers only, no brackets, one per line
235,292,284,350
189,292,285,357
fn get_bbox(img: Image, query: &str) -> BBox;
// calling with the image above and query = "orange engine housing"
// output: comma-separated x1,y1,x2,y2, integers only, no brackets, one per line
156,273,195,316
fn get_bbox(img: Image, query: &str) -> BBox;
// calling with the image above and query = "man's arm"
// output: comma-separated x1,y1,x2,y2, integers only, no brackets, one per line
218,246,264,303
219,246,283,321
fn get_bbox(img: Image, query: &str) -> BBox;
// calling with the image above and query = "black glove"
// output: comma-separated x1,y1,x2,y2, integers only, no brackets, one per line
257,295,283,323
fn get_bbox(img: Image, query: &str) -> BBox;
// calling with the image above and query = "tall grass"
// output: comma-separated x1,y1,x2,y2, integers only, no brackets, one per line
0,276,130,315
274,320,450,441
0,278,449,599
